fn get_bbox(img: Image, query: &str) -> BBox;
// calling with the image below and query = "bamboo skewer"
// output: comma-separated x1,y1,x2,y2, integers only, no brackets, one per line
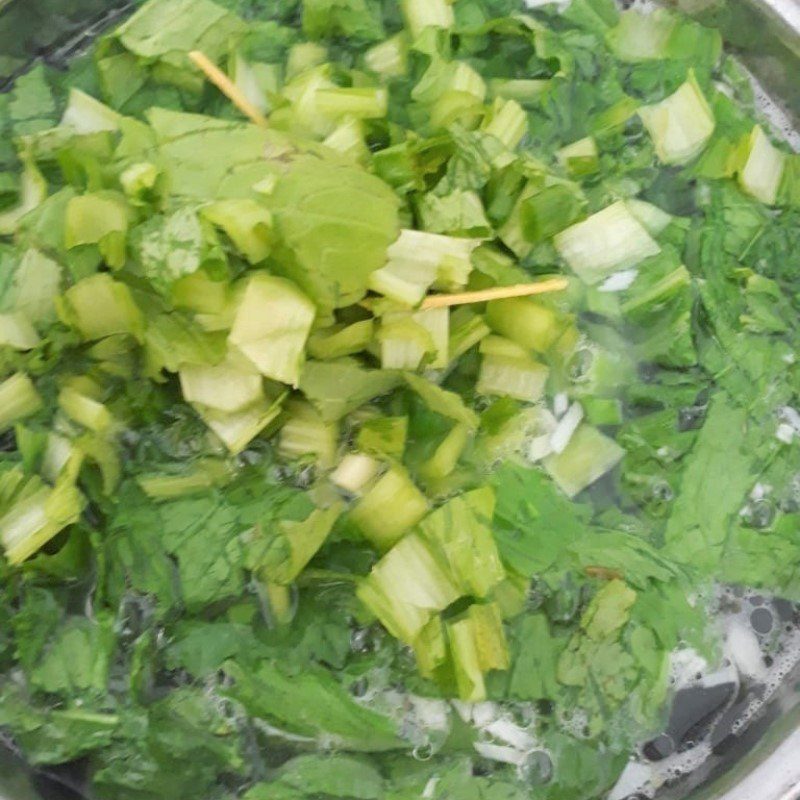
420,277,570,310
186,51,568,312
188,50,269,129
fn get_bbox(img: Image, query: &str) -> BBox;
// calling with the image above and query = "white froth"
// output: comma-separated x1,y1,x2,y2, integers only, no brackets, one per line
670,647,709,689
409,697,451,732
779,406,800,432
776,423,796,444
725,620,767,681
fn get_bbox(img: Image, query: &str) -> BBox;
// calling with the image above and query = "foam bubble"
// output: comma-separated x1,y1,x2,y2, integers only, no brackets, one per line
725,619,768,680
557,707,590,739
670,648,709,690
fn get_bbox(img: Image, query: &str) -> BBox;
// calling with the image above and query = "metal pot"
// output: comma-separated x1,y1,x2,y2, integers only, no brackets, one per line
0,1,798,798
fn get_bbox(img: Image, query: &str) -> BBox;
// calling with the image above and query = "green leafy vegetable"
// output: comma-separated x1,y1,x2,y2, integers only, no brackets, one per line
223,659,401,750
664,394,757,571
0,0,797,797
269,158,401,309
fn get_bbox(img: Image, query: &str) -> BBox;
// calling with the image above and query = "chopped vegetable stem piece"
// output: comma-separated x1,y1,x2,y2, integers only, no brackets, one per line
0,373,43,430
350,466,428,550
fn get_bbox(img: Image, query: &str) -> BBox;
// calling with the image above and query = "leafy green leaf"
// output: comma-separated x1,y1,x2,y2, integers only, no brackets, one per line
404,372,480,430
222,659,402,750
133,207,227,292
302,0,385,42
0,686,119,766
29,613,116,699
91,688,243,800
269,158,401,309
246,502,343,584
165,621,262,677
569,531,680,587
664,394,757,572
540,732,628,800
417,189,493,237
490,463,591,577
104,0,246,94
147,108,285,200
580,578,636,640
11,586,62,675
268,753,384,799
504,613,565,701
8,65,57,136
299,359,401,421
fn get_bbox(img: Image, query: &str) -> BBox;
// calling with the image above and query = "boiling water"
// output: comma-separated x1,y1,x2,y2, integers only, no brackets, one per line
373,586,800,799
375,1,800,794
3,3,799,800
518,2,800,796
610,2,800,795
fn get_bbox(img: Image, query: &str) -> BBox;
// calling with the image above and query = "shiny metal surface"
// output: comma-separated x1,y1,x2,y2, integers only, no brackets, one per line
678,0,800,133
0,1,799,799
717,726,800,800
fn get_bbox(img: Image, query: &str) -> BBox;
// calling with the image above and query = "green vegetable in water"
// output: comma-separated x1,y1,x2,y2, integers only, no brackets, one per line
0,0,799,799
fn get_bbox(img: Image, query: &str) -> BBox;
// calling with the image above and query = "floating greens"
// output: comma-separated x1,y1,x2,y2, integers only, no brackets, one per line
0,0,799,799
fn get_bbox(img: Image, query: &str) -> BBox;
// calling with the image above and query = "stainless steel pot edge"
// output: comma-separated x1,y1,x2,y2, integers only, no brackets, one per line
752,0,800,49
0,2,799,800
721,728,800,800
668,2,800,799
677,0,800,139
